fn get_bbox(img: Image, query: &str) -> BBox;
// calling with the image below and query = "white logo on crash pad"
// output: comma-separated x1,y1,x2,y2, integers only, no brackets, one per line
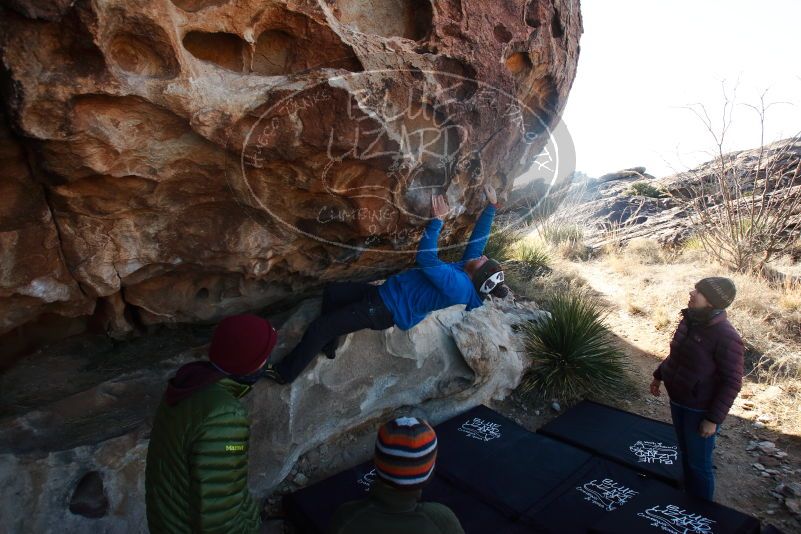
356,469,377,492
630,441,678,465
638,505,716,534
576,478,638,511
458,417,501,441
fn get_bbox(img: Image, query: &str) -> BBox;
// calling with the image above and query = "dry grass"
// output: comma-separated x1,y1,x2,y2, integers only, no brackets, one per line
624,238,667,264
604,252,801,377
625,295,648,317
498,234,575,300
507,259,584,297
586,243,801,436
533,221,592,261
651,307,673,331
777,279,801,313
507,223,801,435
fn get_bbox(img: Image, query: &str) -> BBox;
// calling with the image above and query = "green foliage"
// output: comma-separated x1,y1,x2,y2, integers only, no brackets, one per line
629,181,667,198
516,241,551,273
519,292,629,401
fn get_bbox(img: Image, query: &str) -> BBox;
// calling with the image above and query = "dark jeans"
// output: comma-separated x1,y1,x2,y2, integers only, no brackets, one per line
274,282,395,383
670,401,717,501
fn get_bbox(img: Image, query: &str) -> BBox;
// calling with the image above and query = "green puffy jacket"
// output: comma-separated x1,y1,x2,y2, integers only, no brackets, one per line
329,480,465,534
145,377,261,533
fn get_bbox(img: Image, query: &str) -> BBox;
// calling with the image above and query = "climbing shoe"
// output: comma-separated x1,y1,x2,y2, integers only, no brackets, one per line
262,363,286,385
322,337,339,360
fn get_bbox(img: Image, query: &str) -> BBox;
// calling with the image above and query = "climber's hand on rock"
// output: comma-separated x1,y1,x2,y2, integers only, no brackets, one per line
431,194,449,219
483,184,497,206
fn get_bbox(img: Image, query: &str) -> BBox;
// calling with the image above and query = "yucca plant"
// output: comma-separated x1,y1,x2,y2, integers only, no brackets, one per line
682,234,705,251
519,291,629,401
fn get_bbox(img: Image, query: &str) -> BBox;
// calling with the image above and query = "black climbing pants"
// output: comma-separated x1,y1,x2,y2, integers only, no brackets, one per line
274,281,395,383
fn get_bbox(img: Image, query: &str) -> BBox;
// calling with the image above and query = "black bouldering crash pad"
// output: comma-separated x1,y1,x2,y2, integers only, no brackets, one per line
433,404,593,518
284,404,761,534
284,461,531,534
588,477,760,534
522,456,667,533
538,400,683,486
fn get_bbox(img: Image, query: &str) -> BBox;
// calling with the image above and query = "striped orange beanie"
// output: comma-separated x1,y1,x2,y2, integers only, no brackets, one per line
374,417,438,490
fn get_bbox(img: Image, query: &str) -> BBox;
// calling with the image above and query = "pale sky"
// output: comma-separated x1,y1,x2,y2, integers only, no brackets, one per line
560,0,801,179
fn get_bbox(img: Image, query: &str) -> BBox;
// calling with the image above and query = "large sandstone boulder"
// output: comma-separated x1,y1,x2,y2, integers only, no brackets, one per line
0,0,581,358
0,296,547,532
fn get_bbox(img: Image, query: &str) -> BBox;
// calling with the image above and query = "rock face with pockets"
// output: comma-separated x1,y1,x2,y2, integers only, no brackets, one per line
0,296,547,532
0,0,581,358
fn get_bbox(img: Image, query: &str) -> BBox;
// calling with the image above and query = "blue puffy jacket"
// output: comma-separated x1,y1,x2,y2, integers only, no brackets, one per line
378,205,495,330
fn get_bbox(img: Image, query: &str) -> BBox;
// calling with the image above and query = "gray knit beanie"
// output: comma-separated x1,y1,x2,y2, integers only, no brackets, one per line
695,277,736,309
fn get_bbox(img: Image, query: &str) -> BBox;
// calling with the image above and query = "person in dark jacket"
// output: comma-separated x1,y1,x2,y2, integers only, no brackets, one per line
146,314,278,533
329,417,465,534
650,277,744,501
265,185,508,384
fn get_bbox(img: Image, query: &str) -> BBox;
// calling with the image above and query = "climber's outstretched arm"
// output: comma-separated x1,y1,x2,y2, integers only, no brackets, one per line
462,185,498,261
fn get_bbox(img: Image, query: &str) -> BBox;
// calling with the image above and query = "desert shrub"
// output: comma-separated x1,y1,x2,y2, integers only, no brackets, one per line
539,222,584,246
629,181,667,198
538,222,592,260
682,235,705,251
519,291,629,401
521,265,590,298
490,240,550,294
625,297,647,316
557,240,593,261
683,95,801,273
516,241,551,273
673,234,708,263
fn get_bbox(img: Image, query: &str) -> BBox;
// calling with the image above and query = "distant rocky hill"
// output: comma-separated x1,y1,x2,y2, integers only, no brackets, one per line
534,138,801,249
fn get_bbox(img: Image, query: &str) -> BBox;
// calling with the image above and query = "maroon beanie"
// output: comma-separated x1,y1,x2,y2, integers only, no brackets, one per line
209,314,278,375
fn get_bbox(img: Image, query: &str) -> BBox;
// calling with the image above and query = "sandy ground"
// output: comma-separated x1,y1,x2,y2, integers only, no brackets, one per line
490,260,801,533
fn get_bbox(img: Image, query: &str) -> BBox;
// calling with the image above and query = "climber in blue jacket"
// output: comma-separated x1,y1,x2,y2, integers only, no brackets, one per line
265,185,508,384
